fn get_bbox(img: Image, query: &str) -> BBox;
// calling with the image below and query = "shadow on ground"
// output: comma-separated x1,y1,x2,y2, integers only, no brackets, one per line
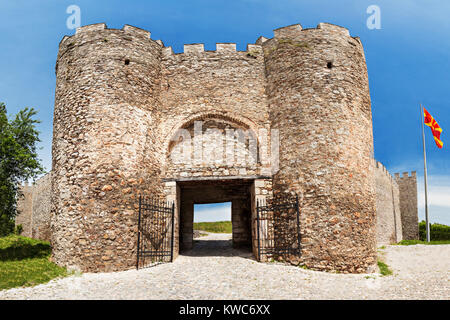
181,234,254,260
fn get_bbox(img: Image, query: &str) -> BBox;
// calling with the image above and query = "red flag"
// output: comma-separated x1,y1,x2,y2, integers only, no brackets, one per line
424,108,443,148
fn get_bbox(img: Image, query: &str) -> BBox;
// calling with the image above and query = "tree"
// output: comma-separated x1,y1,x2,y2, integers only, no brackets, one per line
0,103,44,236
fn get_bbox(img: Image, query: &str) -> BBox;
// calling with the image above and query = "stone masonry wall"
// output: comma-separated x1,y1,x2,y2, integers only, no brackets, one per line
251,179,274,260
176,180,254,250
160,42,272,179
15,173,52,241
264,23,376,273
52,24,164,272
395,172,419,240
16,185,33,238
163,181,180,259
31,173,52,241
166,118,262,179
374,161,402,245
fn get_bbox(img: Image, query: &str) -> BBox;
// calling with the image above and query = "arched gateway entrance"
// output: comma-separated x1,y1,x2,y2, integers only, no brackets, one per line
178,179,253,251
136,176,301,269
135,114,300,268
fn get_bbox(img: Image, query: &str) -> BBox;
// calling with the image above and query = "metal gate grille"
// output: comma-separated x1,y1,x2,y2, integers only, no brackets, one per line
256,195,301,262
136,196,175,269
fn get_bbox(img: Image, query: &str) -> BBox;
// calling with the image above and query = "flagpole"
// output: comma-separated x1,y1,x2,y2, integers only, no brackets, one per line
420,103,431,242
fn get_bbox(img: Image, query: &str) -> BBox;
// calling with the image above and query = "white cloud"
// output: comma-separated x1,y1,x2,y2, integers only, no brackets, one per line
417,175,450,225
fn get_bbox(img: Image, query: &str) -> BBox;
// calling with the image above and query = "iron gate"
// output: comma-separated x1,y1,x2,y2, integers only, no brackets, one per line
136,196,175,269
256,195,301,262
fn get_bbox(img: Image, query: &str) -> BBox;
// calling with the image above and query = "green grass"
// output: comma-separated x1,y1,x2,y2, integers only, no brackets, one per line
396,239,450,245
193,221,232,233
0,235,51,260
0,235,68,290
0,257,68,290
377,260,393,276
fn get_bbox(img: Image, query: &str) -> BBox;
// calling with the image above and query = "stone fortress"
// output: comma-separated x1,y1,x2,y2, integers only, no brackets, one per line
16,22,418,273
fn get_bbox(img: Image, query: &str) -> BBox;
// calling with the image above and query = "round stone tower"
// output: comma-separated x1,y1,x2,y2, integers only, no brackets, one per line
51,24,163,272
263,23,376,273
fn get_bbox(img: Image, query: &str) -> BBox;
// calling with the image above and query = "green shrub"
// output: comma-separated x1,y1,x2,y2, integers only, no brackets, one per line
0,235,51,261
0,215,15,237
419,221,450,241
397,239,450,245
14,224,23,235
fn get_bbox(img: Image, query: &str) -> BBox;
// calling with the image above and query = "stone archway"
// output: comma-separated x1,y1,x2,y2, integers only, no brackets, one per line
161,113,274,260
163,177,273,261
163,113,267,180
177,179,253,252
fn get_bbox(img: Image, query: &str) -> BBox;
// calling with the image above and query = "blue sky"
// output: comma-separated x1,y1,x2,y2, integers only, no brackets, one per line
0,0,449,224
194,203,231,223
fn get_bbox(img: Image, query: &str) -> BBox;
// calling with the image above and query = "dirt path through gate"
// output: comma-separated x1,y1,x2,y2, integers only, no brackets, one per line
0,233,448,300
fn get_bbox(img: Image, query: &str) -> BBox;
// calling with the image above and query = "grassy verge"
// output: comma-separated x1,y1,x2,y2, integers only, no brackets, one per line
0,235,68,290
397,239,450,245
193,221,232,233
377,260,393,276
0,257,68,290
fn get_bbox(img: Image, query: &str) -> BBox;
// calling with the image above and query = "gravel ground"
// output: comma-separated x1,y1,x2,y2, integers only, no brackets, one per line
1,233,449,300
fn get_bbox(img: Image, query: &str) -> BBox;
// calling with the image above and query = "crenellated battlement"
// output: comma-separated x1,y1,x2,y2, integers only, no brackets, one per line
255,36,269,45
273,24,303,38
253,22,361,54
161,42,263,59
58,23,162,51
56,23,164,72
373,159,398,184
373,160,417,185
394,171,417,180
183,43,204,55
255,22,352,43
73,23,152,38
122,24,151,38
59,22,357,61
75,23,107,35
216,43,237,52
316,22,350,36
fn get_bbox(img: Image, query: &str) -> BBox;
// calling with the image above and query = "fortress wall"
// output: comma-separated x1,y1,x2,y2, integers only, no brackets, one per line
48,22,407,273
15,173,52,241
374,161,402,245
16,185,33,238
31,173,52,241
165,119,262,178
160,44,271,178
264,23,377,273
395,172,419,240
52,24,164,272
